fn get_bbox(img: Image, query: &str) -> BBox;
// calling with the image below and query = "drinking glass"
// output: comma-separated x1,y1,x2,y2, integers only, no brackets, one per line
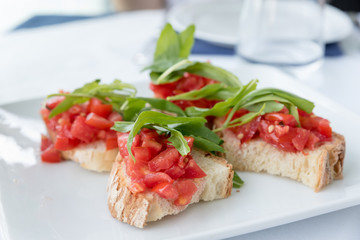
237,0,325,66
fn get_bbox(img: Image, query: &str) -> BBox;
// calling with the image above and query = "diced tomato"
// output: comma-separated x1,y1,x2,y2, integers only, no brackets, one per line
141,138,162,157
292,128,310,151
54,134,80,151
41,145,62,163
88,98,113,118
232,116,261,143
265,113,298,127
71,116,97,143
105,138,118,150
133,147,152,162
152,182,179,200
148,148,180,172
182,158,207,178
298,109,311,117
174,179,198,206
164,165,185,179
41,134,53,151
184,136,194,149
107,111,123,122
85,112,113,129
117,132,130,156
305,132,320,150
128,182,146,194
124,156,148,179
45,96,64,110
144,172,173,188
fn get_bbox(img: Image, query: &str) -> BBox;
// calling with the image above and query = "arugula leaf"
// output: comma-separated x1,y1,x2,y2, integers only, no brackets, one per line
145,23,242,87
233,171,244,188
47,79,137,119
122,97,186,121
167,84,227,101
160,126,190,156
112,111,223,161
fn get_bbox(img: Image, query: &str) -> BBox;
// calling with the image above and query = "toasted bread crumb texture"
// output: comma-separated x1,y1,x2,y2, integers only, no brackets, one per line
220,128,345,192
48,128,117,172
107,149,233,228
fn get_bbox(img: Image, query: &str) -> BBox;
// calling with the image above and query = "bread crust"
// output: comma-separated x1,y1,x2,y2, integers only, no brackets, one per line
216,118,345,191
47,128,118,172
107,149,233,228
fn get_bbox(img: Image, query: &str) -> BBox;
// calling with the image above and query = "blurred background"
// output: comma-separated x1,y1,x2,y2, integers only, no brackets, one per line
0,0,358,35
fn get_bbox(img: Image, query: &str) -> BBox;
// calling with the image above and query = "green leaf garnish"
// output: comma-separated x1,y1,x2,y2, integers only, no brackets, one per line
122,97,186,121
233,171,244,188
145,23,242,87
47,79,136,118
112,111,223,161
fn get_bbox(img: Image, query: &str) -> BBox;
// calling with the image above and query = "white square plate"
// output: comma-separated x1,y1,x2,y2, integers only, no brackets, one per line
1,76,360,240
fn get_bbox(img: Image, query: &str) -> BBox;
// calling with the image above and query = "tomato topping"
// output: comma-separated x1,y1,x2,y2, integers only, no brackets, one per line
174,179,198,206
265,113,297,127
41,144,62,163
144,172,173,188
54,134,80,151
152,182,179,200
70,116,97,143
228,107,332,153
148,148,180,172
164,165,186,179
150,73,218,110
128,182,146,194
117,129,205,204
45,96,64,110
107,111,123,122
182,157,207,178
88,98,113,118
41,134,53,151
85,112,114,129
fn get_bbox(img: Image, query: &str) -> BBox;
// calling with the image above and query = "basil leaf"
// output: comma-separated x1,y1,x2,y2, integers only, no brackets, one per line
153,23,181,63
233,171,244,188
174,122,223,145
112,121,135,133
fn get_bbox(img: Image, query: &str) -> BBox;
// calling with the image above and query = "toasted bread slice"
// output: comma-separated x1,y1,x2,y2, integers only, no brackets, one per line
216,121,345,192
107,149,233,228
48,128,118,172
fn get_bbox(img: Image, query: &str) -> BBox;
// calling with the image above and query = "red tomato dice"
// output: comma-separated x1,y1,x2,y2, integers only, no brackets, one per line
71,116,97,143
88,98,113,118
174,179,198,206
148,148,180,172
265,113,298,127
182,157,207,178
152,182,179,200
164,165,186,179
133,147,152,162
85,112,114,129
144,172,173,188
45,96,64,110
128,182,146,194
54,134,80,151
117,132,130,156
292,128,311,151
41,145,62,163
107,111,123,122
40,134,53,151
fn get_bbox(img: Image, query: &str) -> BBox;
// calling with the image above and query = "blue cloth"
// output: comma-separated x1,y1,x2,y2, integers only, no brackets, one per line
13,15,343,57
191,39,343,57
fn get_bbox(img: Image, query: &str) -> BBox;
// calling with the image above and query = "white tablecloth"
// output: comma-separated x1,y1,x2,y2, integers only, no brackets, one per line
0,10,359,240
